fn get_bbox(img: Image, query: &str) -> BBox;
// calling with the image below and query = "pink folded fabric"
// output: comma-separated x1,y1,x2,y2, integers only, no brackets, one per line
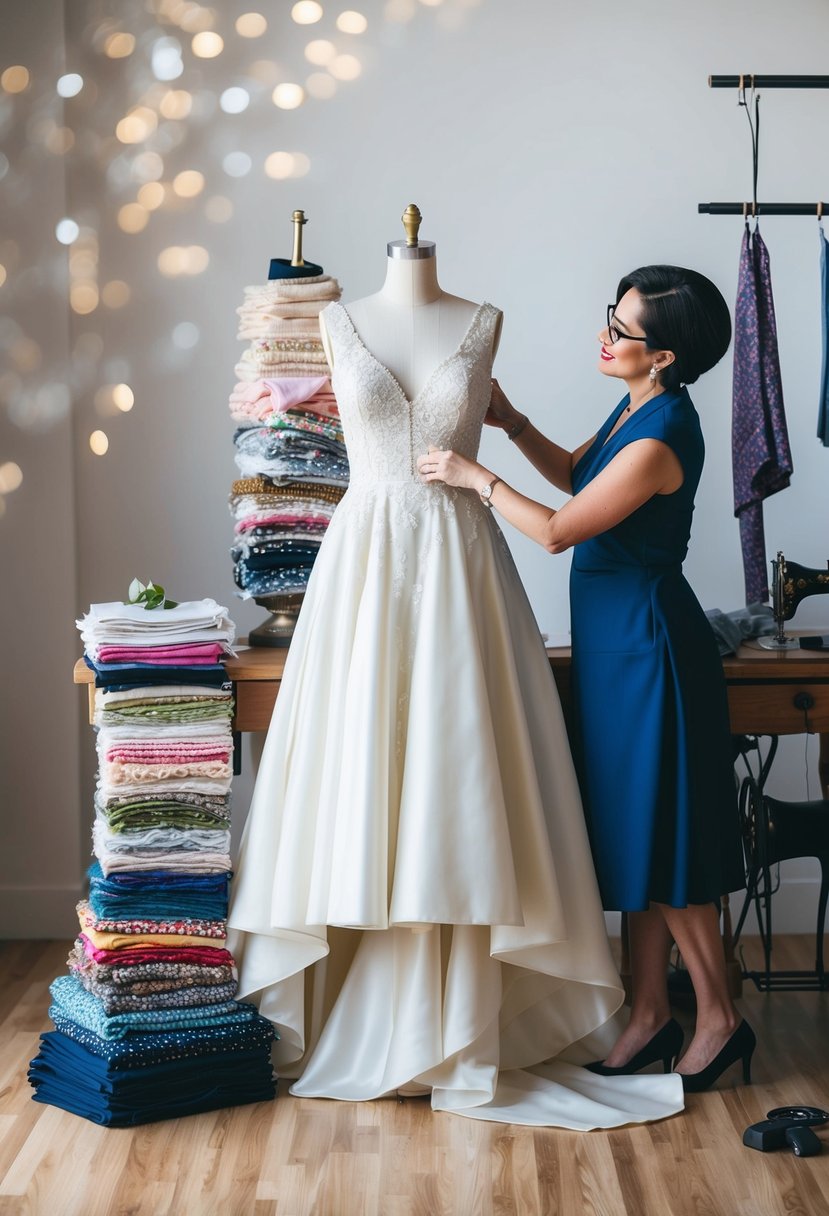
97,642,226,663
104,748,230,763
262,376,330,410
235,513,330,534
229,378,340,423
78,934,235,966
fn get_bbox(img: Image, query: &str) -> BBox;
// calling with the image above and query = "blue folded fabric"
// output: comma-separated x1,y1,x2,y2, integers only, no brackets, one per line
86,862,230,921
50,974,258,1040
233,563,313,597
29,1031,276,1125
83,655,228,688
49,1010,276,1068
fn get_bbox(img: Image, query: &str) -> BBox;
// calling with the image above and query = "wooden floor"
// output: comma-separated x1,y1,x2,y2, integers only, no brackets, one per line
1,938,827,1216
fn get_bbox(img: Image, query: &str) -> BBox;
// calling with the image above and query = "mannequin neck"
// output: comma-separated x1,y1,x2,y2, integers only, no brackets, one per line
378,254,442,307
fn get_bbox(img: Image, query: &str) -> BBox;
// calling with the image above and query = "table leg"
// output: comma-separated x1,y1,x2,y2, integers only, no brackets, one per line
721,893,742,999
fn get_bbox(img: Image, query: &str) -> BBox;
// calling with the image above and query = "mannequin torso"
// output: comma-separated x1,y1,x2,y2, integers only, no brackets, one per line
319,250,502,402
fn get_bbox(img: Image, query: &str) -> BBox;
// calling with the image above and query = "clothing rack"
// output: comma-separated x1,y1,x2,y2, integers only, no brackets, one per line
701,75,828,215
709,75,829,89
699,203,828,216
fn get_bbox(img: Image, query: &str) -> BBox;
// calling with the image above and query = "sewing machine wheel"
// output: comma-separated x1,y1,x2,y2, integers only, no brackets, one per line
738,771,765,871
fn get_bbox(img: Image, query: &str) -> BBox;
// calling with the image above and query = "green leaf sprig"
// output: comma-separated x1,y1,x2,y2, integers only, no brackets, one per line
126,578,179,610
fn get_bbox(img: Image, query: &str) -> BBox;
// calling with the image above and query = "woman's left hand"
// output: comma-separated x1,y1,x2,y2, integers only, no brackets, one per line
417,446,484,490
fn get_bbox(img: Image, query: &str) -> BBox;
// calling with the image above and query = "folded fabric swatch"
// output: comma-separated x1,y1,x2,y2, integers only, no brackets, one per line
99,759,232,786
83,656,229,689
96,642,228,664
87,862,230,922
97,777,231,800
77,599,236,645
97,807,229,836
102,746,231,764
32,1021,274,1073
78,901,226,938
50,975,256,1039
77,934,234,968
97,686,232,706
98,722,233,744
30,1031,276,1126
94,850,233,876
95,819,230,853
69,942,233,990
43,1014,275,1067
76,978,239,1015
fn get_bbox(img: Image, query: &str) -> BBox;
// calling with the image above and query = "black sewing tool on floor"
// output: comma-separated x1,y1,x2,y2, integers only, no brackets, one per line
743,1106,829,1156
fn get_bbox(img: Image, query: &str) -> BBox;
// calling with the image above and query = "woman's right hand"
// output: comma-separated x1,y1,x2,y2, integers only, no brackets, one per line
485,378,520,430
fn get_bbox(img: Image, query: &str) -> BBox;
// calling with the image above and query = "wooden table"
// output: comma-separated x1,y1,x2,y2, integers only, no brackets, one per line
74,641,829,793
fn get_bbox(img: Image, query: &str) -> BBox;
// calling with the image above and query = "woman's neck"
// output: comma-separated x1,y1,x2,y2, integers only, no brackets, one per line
627,375,661,411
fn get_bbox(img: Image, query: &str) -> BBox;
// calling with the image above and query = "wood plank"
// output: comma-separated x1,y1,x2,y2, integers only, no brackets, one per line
2,937,828,1216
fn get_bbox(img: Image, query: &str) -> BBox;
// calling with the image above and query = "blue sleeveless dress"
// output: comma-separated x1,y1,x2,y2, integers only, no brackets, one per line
569,388,745,911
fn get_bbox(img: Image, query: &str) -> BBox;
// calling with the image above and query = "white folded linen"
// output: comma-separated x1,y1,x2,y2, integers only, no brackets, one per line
76,598,236,650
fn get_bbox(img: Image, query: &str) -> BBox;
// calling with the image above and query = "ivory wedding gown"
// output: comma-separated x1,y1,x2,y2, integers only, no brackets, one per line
227,300,684,1128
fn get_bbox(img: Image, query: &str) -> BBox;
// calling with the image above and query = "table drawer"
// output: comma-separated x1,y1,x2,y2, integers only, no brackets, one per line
233,681,279,732
728,682,829,735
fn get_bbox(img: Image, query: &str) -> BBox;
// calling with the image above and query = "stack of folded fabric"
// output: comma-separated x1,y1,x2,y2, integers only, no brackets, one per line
28,597,277,1126
227,274,349,610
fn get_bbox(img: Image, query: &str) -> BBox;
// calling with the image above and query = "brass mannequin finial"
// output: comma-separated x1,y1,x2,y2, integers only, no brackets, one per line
402,204,422,247
291,209,308,266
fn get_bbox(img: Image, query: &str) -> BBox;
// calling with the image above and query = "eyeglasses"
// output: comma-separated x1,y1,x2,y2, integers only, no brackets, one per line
606,304,649,346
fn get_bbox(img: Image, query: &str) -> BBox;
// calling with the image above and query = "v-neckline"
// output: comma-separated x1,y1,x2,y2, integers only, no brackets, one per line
333,299,490,408
599,389,671,449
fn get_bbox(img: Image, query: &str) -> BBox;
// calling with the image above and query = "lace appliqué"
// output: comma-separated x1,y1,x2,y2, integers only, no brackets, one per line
322,300,500,485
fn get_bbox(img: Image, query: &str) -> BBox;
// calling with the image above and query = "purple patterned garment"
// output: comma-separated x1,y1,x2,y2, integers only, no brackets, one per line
732,223,793,603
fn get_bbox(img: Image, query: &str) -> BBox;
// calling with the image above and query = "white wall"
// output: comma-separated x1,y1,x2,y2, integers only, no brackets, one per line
0,3,84,937
2,0,828,936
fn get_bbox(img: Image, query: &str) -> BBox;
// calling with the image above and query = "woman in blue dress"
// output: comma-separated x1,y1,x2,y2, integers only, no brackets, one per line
418,265,753,1093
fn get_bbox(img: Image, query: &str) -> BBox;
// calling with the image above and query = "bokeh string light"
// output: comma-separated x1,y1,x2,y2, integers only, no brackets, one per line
0,1,476,501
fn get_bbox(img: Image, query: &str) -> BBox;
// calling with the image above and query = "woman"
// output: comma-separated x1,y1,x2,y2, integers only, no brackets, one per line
418,265,754,1092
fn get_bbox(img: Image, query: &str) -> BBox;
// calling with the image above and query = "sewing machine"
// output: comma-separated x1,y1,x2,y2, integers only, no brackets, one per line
757,551,829,649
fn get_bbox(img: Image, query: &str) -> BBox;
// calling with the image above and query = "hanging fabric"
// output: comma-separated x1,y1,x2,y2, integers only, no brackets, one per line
731,221,793,604
818,213,829,445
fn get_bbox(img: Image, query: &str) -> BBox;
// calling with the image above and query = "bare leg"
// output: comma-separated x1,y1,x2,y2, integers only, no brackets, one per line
656,900,741,1074
602,906,674,1067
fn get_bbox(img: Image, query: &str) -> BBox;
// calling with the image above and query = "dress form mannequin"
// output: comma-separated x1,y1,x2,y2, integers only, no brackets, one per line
319,205,502,400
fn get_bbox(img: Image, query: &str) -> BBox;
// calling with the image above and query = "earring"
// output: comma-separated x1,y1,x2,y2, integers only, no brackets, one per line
649,366,658,383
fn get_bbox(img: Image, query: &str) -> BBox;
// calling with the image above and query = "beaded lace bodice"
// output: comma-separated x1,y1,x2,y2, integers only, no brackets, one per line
322,300,500,485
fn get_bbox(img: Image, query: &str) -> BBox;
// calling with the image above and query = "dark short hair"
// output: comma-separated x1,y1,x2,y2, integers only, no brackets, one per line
615,265,732,391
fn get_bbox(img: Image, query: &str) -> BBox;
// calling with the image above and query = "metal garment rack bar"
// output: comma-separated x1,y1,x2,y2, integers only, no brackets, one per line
701,76,828,214
709,75,829,88
699,203,828,215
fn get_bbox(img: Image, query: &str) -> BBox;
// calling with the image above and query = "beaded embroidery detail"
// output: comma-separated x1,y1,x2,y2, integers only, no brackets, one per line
322,299,500,484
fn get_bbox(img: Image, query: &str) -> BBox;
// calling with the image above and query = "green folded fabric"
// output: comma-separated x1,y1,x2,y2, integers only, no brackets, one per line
105,803,231,831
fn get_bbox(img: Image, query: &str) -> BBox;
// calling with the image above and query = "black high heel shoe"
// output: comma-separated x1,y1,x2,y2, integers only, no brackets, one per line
584,1017,684,1076
678,1019,756,1093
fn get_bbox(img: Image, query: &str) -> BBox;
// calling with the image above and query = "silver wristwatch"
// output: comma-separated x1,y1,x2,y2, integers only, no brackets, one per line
480,476,501,507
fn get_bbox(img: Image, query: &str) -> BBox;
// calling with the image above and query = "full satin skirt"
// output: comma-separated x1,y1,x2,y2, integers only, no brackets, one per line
227,483,683,1127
